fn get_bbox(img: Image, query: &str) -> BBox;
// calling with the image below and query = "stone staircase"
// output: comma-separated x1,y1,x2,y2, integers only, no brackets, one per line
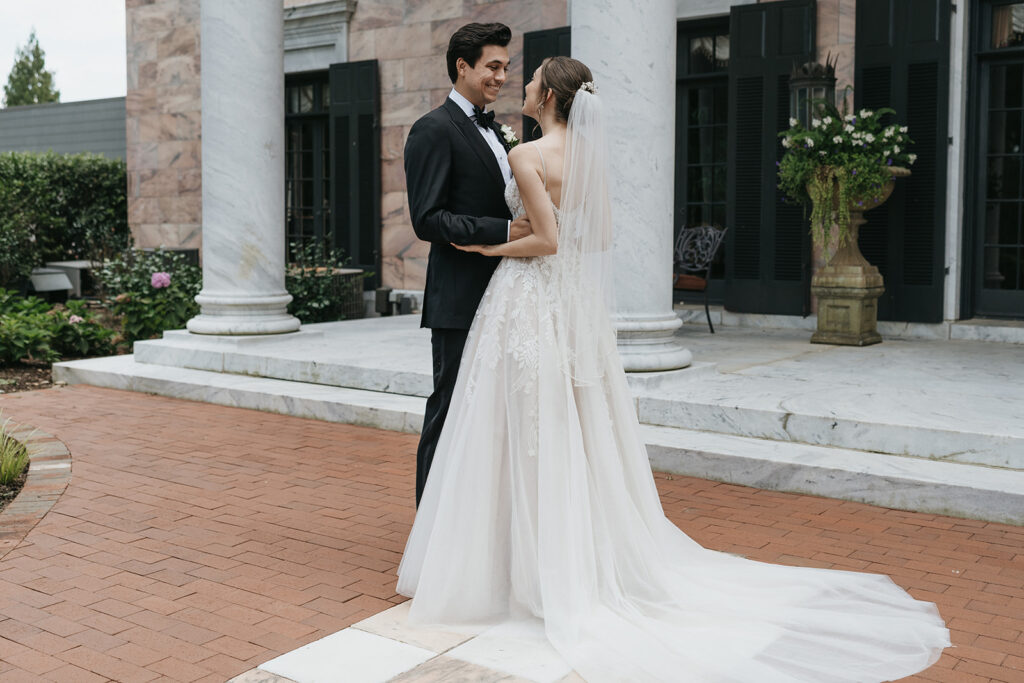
54,317,1024,525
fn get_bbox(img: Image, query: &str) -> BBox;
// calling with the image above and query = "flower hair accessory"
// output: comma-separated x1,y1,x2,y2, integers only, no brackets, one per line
580,81,597,95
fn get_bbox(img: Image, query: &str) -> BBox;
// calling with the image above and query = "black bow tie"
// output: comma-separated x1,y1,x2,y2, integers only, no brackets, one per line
472,105,495,129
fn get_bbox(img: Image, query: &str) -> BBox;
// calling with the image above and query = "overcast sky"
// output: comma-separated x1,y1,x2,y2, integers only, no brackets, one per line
0,0,127,103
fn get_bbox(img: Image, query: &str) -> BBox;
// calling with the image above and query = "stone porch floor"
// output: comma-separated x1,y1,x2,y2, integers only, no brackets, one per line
0,386,1021,682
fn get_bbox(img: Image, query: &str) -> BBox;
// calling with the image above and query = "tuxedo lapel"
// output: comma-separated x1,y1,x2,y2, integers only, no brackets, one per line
443,98,506,190
490,120,511,153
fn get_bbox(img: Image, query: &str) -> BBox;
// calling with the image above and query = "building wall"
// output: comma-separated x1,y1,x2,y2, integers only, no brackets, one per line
349,0,568,290
125,0,202,251
0,97,128,159
123,0,564,291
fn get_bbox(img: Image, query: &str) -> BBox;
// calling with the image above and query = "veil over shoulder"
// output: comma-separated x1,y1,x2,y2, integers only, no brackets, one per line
396,84,949,682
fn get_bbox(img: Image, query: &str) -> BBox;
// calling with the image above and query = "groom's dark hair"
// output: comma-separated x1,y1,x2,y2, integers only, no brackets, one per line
446,23,512,83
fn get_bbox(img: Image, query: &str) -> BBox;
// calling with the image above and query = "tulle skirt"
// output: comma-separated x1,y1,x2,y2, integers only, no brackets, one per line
397,256,950,682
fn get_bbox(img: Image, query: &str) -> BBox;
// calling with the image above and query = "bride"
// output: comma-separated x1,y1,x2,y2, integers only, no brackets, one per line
396,56,950,682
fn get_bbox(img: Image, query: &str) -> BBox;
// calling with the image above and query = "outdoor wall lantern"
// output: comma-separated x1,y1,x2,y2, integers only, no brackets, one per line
789,54,837,127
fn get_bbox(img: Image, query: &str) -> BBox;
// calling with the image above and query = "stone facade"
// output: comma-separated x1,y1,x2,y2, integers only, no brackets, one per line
125,0,202,251
349,0,568,291
125,0,567,292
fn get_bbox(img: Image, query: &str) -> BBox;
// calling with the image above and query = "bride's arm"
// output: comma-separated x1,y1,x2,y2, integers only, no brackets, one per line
454,144,557,258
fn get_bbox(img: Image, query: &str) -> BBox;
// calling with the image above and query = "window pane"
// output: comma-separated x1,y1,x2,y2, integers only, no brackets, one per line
992,3,1024,49
987,157,1022,198
301,151,313,179
988,111,1023,153
688,88,713,125
990,64,1024,109
689,36,716,74
713,35,730,68
983,247,1021,289
299,85,315,113
322,82,331,109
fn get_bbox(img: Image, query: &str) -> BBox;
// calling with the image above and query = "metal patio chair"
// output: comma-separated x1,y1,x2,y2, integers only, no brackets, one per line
673,225,728,333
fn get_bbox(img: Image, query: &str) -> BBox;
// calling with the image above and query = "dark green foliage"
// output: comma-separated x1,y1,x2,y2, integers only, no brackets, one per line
777,99,916,246
2,30,59,107
95,249,202,343
0,151,129,288
286,241,366,323
0,290,114,365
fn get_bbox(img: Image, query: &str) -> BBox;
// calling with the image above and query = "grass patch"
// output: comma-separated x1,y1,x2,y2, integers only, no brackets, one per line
0,413,29,486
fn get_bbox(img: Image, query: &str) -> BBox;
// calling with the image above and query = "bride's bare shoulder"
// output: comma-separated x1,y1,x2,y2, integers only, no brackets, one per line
508,140,538,164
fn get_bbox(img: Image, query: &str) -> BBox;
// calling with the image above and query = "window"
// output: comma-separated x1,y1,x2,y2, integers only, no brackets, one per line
676,20,729,286
993,2,1024,48
285,74,330,261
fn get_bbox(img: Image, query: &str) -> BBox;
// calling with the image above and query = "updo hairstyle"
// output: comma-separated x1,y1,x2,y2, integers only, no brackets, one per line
537,56,594,122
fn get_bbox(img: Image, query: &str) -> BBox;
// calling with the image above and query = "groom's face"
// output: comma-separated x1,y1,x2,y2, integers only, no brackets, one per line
456,44,510,107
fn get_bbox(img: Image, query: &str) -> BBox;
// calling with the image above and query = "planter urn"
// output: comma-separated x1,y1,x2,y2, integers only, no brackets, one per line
810,166,910,346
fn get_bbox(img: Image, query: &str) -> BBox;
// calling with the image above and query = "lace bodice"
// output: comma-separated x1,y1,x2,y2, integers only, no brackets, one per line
504,177,561,223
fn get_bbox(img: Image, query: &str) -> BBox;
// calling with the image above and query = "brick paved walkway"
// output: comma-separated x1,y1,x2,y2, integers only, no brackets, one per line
0,386,1020,682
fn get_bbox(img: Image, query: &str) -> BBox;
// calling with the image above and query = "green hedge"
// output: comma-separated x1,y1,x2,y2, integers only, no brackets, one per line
0,151,129,288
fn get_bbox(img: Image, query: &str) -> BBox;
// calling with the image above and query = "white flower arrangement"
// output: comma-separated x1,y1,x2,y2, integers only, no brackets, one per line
500,124,519,148
778,102,917,247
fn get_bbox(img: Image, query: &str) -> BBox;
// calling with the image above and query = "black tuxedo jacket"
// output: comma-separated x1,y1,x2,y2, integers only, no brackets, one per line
405,97,512,330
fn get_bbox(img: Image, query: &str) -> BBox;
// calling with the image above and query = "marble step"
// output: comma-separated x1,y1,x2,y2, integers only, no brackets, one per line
133,328,1022,471
645,425,1024,527
133,324,435,397
53,354,426,434
636,371,1024,471
53,355,1023,525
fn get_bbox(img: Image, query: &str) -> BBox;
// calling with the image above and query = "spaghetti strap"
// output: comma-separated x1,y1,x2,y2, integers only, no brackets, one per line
534,145,547,190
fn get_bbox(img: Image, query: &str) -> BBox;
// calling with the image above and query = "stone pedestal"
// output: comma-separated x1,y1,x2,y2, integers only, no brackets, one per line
810,215,884,346
187,0,300,335
810,168,908,346
571,0,691,372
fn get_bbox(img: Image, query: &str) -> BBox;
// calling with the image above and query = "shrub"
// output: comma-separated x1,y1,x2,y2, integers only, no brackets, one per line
0,289,114,365
0,151,129,288
95,249,201,343
49,300,116,358
0,289,56,364
286,241,365,323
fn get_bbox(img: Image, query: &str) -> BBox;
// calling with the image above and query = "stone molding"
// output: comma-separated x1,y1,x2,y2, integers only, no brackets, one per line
284,0,356,72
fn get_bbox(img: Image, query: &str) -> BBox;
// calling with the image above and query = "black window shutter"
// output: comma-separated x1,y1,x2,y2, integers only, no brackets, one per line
725,0,816,315
329,59,381,288
522,27,571,142
855,0,950,322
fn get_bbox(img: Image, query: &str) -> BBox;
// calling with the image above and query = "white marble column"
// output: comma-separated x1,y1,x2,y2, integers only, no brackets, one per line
571,0,692,371
187,0,300,335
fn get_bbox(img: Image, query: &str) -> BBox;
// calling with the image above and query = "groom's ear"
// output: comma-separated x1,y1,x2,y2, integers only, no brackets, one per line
455,57,468,79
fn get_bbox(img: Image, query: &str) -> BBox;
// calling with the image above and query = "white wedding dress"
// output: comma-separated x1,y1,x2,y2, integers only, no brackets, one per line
397,92,949,682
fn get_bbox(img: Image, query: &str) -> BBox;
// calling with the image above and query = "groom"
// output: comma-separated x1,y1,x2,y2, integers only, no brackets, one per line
405,22,530,505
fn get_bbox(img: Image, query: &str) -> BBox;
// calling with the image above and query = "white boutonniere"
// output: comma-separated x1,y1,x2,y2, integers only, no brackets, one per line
500,124,519,148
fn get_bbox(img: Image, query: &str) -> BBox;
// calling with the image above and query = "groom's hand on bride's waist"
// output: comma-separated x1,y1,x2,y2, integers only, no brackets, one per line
509,215,532,241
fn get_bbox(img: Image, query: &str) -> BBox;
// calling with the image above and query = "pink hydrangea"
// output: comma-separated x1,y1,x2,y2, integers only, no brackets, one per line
151,271,172,289
68,314,84,324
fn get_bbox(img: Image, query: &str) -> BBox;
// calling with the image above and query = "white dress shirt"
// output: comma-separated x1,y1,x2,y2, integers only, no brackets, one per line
449,88,513,184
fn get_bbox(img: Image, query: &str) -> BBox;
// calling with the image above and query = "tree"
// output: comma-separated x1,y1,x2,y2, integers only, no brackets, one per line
3,30,60,108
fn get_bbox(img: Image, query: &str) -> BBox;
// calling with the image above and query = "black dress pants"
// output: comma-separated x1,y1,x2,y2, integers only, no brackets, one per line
415,327,469,506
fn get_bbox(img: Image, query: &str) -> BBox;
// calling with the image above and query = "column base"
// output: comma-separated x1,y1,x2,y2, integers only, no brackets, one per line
187,292,301,335
615,313,693,372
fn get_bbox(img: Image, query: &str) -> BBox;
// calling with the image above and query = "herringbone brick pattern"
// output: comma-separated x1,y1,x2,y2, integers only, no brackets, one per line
0,386,1020,682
